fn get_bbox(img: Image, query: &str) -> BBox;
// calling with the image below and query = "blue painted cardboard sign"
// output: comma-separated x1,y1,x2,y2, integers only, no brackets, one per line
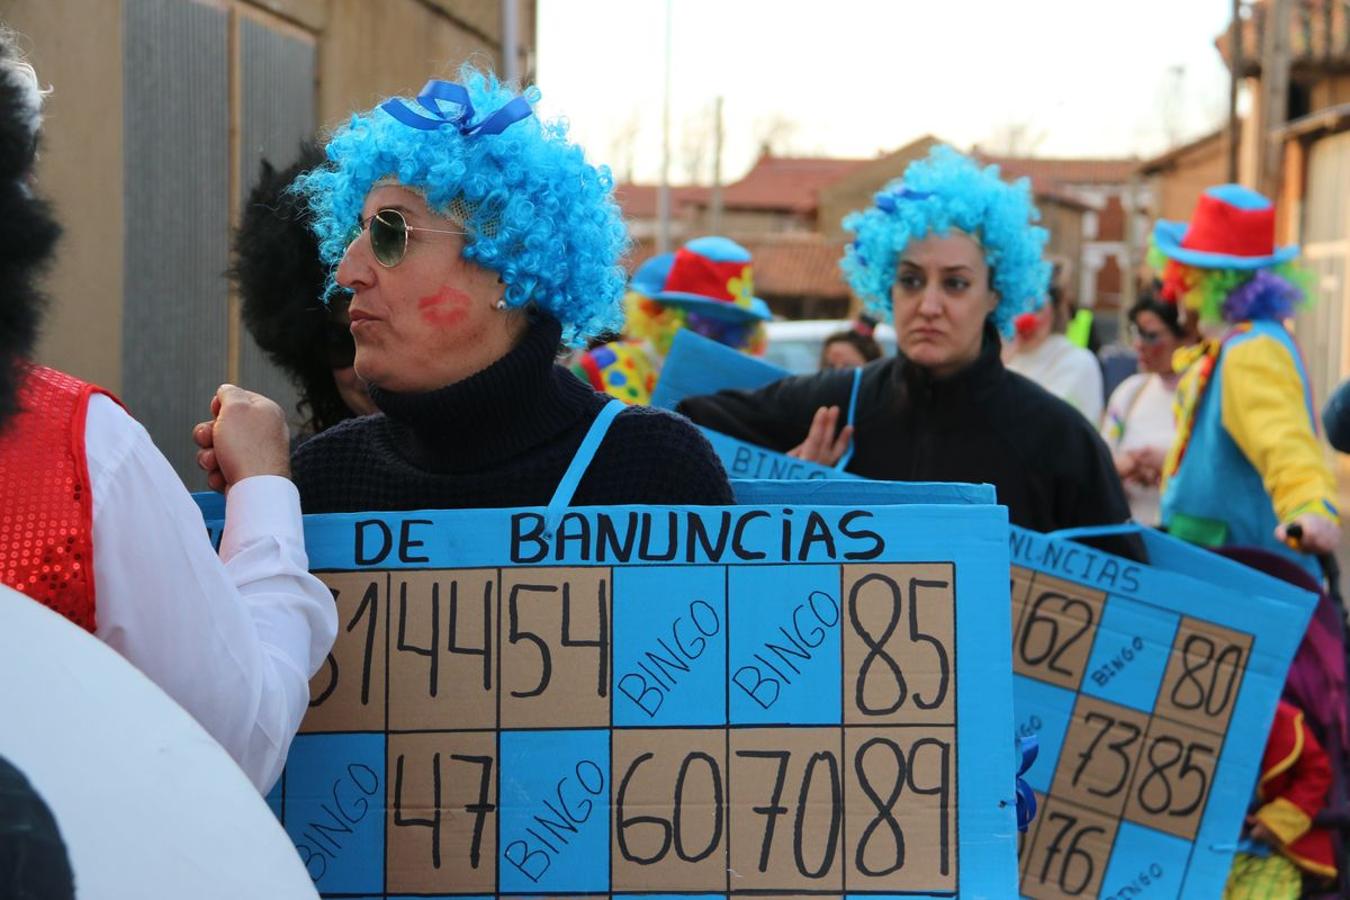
1007,525,1316,899
705,427,860,482
650,328,789,411
196,494,1018,897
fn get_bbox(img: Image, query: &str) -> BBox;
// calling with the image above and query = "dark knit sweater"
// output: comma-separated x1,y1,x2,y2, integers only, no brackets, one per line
291,316,733,513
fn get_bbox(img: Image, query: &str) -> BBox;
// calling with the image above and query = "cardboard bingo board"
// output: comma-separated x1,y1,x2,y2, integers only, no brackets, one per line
248,499,1018,897
1008,526,1316,899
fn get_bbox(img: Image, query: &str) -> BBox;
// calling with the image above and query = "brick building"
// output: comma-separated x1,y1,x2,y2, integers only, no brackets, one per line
616,136,1125,323
977,156,1147,322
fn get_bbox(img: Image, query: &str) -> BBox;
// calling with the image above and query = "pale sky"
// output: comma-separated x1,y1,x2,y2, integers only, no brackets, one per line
535,0,1235,185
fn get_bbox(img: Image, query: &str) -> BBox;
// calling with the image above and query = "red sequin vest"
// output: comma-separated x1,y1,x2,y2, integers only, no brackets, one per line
0,365,115,632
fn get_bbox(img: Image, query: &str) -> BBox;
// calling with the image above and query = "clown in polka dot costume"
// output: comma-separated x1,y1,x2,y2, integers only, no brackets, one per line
573,236,771,405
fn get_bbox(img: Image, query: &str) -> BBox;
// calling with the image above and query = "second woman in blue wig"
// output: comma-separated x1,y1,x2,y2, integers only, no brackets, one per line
290,67,731,512
679,146,1131,538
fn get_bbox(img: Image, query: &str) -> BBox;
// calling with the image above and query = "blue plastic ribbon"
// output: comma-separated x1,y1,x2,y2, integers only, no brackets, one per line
875,188,933,213
834,367,863,471
1015,735,1039,833
380,79,533,136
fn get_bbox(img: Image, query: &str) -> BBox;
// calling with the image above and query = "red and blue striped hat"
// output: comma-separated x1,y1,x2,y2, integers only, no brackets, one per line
641,236,772,322
1153,184,1298,270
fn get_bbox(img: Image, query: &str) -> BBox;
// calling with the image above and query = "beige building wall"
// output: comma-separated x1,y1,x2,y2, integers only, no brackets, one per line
1146,139,1229,225
1239,77,1264,189
1037,203,1085,301
3,0,534,396
1309,73,1350,113
317,0,535,130
5,0,126,390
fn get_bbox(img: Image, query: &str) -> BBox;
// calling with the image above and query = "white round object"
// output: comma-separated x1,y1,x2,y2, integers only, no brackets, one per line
0,586,317,899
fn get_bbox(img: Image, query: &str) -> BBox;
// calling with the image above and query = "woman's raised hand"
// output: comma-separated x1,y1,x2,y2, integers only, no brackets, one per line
787,405,853,467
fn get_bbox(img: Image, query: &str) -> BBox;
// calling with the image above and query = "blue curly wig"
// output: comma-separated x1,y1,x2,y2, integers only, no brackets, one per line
840,145,1051,336
294,65,630,346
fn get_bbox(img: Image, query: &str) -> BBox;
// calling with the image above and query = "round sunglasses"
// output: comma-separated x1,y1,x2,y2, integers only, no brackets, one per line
349,208,468,268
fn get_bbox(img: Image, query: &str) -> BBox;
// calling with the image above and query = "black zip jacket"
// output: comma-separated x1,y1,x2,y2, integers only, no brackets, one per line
677,321,1134,544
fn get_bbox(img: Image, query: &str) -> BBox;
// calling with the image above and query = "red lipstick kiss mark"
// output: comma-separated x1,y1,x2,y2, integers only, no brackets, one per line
417,286,472,328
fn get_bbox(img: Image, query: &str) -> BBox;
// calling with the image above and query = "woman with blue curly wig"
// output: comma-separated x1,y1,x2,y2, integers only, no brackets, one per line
289,66,730,512
679,146,1131,536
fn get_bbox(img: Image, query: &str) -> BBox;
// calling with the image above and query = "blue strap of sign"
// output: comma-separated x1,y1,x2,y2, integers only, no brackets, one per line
1048,522,1146,541
544,399,626,537
833,367,863,471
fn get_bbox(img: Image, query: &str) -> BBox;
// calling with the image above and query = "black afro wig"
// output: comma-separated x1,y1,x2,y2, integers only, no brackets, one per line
0,29,61,429
231,141,355,435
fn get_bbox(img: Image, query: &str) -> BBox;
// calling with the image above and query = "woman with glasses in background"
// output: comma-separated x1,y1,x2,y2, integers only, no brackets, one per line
238,66,731,513
1099,293,1194,524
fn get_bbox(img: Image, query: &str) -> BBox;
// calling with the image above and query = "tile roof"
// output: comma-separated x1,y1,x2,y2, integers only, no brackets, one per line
742,233,852,299
706,155,870,214
612,183,710,220
617,151,1122,231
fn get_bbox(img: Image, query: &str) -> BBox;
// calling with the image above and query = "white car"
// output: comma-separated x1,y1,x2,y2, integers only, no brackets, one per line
760,319,897,375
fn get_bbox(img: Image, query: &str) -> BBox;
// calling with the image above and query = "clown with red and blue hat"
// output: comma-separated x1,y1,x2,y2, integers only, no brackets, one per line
1153,184,1340,575
574,236,771,404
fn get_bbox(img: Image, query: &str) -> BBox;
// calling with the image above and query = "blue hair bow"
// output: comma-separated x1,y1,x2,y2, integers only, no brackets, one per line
380,79,533,136
1015,734,1039,833
875,188,933,213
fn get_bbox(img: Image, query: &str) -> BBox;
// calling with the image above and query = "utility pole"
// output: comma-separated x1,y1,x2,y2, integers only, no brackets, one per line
710,96,724,234
1227,0,1242,182
1121,176,1140,342
1257,0,1292,196
657,0,673,254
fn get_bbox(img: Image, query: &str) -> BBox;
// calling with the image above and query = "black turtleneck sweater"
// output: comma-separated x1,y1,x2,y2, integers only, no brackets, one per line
292,316,733,513
676,321,1131,538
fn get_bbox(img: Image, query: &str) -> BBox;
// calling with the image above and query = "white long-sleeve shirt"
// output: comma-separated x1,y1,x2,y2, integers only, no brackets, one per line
84,393,335,793
1008,334,1105,425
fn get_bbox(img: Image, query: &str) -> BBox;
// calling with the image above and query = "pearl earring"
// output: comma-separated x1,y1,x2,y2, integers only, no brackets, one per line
495,299,507,311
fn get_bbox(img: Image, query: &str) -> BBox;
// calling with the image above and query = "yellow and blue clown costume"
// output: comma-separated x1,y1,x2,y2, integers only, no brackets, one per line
574,236,770,405
1154,185,1338,576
